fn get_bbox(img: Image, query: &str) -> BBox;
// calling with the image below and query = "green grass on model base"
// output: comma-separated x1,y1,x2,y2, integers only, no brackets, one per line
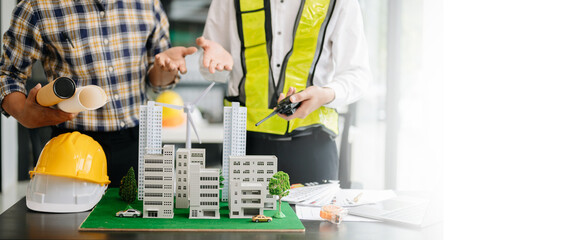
79,188,305,231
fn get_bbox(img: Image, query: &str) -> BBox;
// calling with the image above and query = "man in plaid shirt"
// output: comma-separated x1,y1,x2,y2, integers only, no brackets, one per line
0,0,230,187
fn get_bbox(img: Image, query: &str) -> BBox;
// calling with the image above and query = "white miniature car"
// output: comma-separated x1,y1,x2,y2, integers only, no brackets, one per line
116,208,141,218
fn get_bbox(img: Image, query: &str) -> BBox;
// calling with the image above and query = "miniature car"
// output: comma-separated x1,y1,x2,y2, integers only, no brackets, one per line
252,214,272,223
116,208,141,218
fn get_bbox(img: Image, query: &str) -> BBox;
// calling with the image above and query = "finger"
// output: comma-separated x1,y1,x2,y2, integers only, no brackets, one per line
224,64,233,71
169,63,178,72
196,36,209,48
209,60,217,74
277,93,285,102
290,89,308,103
28,84,41,104
182,47,198,56
285,87,295,97
203,53,211,68
158,56,167,70
179,65,187,74
216,64,224,71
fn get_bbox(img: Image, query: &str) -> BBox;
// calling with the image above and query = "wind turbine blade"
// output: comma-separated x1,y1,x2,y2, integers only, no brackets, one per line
154,102,184,110
187,112,201,144
191,82,215,106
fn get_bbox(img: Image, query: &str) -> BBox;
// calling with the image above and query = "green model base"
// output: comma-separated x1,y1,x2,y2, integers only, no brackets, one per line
79,188,305,232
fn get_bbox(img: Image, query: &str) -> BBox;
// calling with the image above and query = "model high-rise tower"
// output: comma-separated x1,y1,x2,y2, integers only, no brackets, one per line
222,102,247,201
138,101,163,200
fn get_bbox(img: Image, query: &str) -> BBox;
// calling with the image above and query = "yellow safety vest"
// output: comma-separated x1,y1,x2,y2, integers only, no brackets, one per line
234,0,339,137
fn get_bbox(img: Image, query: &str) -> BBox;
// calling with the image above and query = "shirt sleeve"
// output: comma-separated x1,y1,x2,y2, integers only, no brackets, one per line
146,0,177,93
323,0,372,109
0,1,43,116
199,0,233,83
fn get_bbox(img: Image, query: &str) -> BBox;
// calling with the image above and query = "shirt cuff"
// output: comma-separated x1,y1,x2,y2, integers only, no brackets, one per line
0,82,27,117
322,82,346,109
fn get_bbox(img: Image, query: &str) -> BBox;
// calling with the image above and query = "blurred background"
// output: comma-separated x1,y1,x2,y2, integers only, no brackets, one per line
0,0,442,213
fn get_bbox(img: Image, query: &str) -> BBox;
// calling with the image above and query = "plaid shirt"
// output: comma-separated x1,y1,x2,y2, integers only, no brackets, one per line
0,0,173,131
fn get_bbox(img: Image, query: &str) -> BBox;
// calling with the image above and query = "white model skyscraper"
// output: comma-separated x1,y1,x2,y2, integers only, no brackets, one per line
138,101,163,200
222,102,247,201
142,145,175,218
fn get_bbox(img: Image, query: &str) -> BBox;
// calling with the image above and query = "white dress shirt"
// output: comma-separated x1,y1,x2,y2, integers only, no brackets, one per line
200,0,371,109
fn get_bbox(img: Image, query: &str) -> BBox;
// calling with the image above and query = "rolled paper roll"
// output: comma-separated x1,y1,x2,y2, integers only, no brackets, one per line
58,85,108,113
36,77,76,107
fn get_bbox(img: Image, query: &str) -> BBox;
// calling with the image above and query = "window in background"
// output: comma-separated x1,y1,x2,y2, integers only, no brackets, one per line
384,0,442,191
350,0,388,190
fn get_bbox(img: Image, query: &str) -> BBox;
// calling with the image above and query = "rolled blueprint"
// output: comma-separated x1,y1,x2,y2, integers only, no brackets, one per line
36,77,76,107
58,85,107,113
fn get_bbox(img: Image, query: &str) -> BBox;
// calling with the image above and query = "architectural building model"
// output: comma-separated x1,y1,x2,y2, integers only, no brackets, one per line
229,181,266,218
229,155,278,210
175,149,190,208
189,163,220,219
142,145,174,218
222,102,247,201
138,101,163,200
175,148,206,209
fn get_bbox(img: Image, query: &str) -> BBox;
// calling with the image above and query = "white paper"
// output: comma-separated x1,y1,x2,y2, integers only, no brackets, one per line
295,205,380,222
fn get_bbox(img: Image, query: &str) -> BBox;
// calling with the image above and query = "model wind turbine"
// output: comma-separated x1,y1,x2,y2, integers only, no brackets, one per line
154,82,215,150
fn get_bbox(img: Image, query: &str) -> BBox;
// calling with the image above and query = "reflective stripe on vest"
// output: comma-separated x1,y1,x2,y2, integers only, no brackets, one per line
235,0,339,136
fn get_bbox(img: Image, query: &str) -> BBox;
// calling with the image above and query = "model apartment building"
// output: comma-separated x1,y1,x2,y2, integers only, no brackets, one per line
229,155,277,210
229,181,266,218
176,148,206,209
222,102,247,201
142,145,174,218
138,101,163,200
189,163,220,219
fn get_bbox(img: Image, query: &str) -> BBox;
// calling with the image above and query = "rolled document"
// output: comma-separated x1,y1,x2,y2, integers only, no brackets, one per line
36,77,76,107
58,85,108,113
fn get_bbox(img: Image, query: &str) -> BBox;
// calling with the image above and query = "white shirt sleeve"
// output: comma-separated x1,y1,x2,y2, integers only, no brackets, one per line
323,0,372,109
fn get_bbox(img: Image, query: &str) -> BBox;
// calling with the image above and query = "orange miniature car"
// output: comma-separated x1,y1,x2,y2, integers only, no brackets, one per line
252,214,273,223
320,204,347,224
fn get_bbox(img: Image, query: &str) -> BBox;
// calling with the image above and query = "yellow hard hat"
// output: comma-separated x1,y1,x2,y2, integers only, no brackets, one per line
156,90,185,127
29,132,110,185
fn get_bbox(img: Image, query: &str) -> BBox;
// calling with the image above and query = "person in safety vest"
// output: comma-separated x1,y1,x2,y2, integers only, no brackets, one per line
173,0,371,183
0,0,202,187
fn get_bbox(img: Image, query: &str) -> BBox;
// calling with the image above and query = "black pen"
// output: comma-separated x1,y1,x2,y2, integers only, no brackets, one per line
62,32,75,48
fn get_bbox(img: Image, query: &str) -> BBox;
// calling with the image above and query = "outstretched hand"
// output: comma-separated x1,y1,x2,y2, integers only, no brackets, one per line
197,36,233,74
276,86,335,121
154,46,198,74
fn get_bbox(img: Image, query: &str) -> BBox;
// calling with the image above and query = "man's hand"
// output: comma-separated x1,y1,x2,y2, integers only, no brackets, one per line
197,36,233,74
277,86,336,121
150,46,198,86
1,84,76,128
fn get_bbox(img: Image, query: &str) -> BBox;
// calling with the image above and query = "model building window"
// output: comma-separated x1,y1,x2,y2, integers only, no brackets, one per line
257,170,264,174
257,162,264,166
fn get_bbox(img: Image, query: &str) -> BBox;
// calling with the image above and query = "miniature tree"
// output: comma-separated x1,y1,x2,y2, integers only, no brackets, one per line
268,171,290,218
219,169,225,188
119,167,137,203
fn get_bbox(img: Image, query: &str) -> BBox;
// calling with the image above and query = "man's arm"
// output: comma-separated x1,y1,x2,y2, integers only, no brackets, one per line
0,1,75,128
2,85,75,128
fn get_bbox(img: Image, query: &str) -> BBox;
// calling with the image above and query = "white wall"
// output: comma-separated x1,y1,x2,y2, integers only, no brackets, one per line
1,0,18,193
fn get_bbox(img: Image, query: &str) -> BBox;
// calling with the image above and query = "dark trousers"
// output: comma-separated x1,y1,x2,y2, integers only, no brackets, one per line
246,128,338,184
51,126,139,188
